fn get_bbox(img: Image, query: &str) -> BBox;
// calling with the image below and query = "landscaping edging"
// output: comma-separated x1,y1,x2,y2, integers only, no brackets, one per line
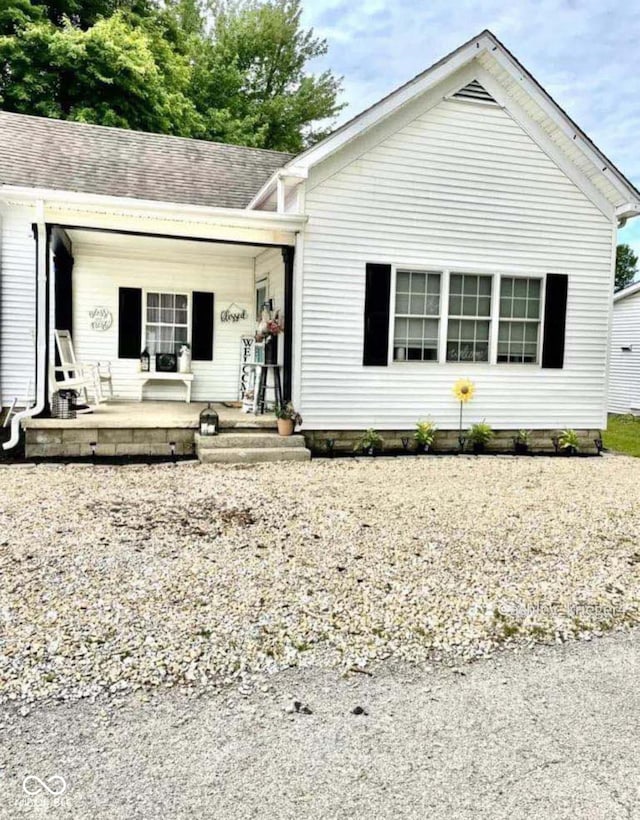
304,428,602,456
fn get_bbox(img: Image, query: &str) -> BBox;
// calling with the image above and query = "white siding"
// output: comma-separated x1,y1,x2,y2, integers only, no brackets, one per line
0,207,36,406
72,244,256,402
609,292,640,413
300,98,614,430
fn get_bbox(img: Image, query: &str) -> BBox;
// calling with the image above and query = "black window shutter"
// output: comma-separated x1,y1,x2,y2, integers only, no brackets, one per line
118,287,142,359
363,263,391,366
54,248,73,337
541,274,568,369
192,291,214,361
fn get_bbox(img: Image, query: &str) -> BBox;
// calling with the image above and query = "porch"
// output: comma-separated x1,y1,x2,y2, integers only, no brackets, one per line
23,401,277,458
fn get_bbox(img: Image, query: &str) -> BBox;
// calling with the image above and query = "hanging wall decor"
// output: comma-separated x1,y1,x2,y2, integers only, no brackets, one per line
89,306,113,331
221,303,248,323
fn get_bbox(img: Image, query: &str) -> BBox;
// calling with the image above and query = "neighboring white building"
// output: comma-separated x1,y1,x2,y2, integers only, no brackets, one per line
610,281,640,415
1,29,639,453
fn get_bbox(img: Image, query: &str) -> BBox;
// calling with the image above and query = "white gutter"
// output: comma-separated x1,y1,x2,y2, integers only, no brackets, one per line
0,185,307,232
3,204,47,450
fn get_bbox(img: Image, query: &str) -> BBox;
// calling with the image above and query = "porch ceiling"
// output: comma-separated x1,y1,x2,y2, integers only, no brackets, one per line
66,229,269,260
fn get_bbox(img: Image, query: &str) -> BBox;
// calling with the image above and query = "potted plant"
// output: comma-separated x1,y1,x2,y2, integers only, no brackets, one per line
275,402,302,436
467,421,494,454
513,429,531,455
558,428,580,456
354,428,384,456
414,419,437,453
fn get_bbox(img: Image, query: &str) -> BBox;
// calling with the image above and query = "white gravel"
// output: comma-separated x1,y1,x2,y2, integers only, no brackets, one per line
1,455,639,705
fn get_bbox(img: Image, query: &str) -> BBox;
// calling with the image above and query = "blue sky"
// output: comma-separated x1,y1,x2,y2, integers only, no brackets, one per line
301,0,640,260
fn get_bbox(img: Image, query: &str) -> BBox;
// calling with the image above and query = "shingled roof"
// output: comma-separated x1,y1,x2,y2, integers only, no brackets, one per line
0,111,294,209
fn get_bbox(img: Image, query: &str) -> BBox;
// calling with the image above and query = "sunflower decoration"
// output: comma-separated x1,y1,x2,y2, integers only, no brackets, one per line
453,378,475,403
453,378,475,451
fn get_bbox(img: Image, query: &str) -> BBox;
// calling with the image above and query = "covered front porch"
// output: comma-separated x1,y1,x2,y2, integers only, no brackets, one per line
1,188,304,455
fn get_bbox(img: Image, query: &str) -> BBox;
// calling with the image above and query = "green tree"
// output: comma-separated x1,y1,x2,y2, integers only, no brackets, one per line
0,12,203,134
198,0,344,151
616,243,639,292
0,0,343,151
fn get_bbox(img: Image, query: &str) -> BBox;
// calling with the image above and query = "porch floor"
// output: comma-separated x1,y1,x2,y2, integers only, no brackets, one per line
22,401,277,430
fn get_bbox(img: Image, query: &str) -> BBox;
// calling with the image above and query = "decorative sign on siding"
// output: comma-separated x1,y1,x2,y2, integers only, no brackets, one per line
89,306,113,331
221,303,248,323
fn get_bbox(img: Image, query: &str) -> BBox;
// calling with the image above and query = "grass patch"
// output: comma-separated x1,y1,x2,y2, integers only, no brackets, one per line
604,414,640,457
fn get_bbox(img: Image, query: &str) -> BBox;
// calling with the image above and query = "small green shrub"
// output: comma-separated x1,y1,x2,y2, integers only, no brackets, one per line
468,421,494,445
559,429,580,451
514,429,531,444
354,428,384,453
414,419,437,447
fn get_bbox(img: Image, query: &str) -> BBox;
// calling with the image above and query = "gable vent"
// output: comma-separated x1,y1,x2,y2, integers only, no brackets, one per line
452,80,497,104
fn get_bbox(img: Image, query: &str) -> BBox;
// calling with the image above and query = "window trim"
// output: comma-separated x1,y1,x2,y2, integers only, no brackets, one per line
387,268,547,368
142,288,192,356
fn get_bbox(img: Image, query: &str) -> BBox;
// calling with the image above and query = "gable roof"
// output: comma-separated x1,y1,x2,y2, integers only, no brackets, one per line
0,111,293,209
249,29,640,218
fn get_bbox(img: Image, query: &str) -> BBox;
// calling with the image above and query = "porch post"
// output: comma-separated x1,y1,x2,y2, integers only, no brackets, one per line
282,245,294,402
35,225,52,417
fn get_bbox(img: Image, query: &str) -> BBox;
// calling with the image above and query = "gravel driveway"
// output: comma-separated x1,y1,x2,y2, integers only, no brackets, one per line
1,455,640,705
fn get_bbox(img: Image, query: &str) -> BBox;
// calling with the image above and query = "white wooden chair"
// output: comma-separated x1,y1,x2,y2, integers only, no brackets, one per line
54,329,113,404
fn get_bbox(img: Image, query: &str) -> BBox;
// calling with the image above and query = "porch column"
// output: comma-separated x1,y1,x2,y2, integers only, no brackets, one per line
282,245,294,402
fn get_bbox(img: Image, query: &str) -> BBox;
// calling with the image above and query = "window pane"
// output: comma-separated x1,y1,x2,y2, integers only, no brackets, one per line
395,293,409,313
527,298,540,319
410,293,426,314
524,323,538,342
477,296,491,316
394,317,408,343
449,274,463,295
175,294,188,310
460,320,475,341
475,342,489,361
148,293,159,308
513,278,527,297
424,318,439,340
499,297,511,318
427,274,441,295
412,274,426,294
449,294,462,315
512,298,526,318
478,276,492,296
426,295,440,315
160,293,172,309
476,321,489,341
396,272,410,292
500,278,513,299
463,275,477,295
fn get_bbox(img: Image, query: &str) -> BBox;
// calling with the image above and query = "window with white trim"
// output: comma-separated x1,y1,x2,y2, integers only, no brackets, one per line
145,292,189,355
497,277,541,363
393,270,441,361
446,273,492,362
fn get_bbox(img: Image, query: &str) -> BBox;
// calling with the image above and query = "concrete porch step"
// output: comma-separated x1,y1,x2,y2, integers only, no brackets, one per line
197,447,311,464
195,432,306,449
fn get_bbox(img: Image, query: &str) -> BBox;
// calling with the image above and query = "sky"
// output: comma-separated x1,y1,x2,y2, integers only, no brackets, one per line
300,0,640,261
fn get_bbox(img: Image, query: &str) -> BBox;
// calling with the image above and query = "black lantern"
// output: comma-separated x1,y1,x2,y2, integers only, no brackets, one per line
199,403,219,436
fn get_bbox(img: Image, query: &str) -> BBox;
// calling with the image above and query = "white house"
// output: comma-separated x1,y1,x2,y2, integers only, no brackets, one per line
609,281,640,415
1,29,639,457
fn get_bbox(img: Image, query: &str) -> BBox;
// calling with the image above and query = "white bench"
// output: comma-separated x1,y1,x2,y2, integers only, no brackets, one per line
136,372,194,403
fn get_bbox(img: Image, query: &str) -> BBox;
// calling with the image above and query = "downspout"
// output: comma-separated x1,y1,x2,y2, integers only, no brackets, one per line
3,203,48,450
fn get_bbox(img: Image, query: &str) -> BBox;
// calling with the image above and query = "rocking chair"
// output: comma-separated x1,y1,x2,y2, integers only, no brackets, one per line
54,329,113,405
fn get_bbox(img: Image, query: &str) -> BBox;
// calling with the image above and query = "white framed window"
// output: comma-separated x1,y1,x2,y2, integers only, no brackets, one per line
446,273,492,362
393,270,441,361
145,291,189,355
255,278,269,321
497,277,542,363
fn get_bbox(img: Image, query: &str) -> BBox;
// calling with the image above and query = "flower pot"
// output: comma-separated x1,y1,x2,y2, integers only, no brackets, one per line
514,441,529,455
564,446,577,457
417,443,431,454
277,418,295,437
264,336,278,365
472,442,485,455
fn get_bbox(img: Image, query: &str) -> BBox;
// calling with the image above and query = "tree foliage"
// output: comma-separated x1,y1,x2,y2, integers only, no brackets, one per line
616,243,639,292
0,0,343,151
